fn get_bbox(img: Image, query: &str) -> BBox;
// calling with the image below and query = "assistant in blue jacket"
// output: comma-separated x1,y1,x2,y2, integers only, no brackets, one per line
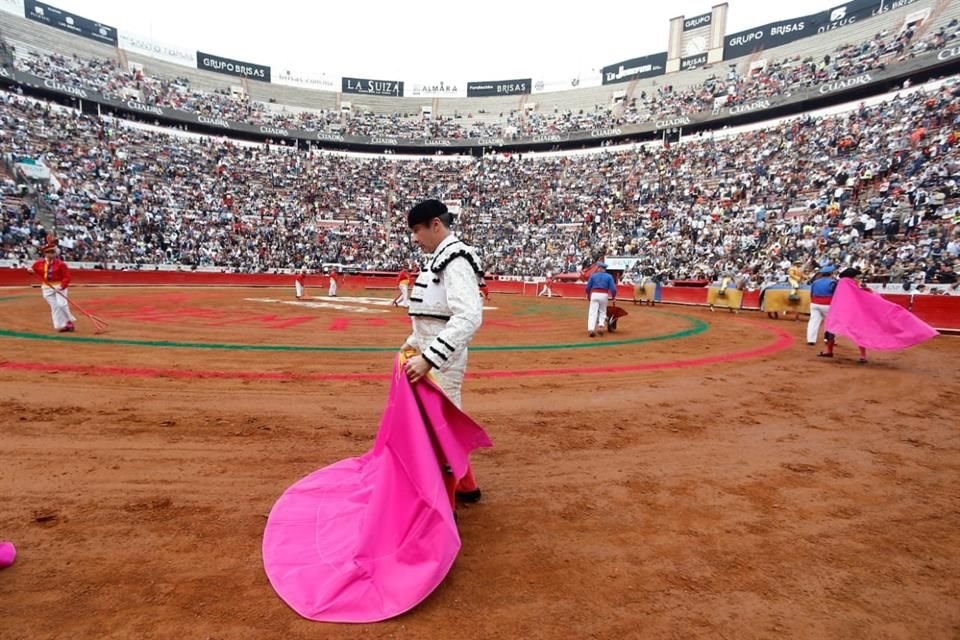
585,263,617,336
586,270,617,299
809,274,838,304
806,265,837,346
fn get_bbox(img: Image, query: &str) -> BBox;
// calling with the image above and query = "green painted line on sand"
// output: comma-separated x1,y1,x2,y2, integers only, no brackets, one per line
0,299,707,352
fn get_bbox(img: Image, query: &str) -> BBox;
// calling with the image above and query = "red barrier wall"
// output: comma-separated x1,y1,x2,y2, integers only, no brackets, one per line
0,268,305,287
2,268,957,331
741,290,762,309
878,294,912,310
910,295,960,331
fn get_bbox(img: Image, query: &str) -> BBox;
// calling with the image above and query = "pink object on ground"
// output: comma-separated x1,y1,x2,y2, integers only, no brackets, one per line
825,279,938,351
262,357,493,623
0,542,16,568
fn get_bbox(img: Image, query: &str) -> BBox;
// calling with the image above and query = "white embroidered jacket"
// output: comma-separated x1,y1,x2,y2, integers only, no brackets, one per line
404,234,484,371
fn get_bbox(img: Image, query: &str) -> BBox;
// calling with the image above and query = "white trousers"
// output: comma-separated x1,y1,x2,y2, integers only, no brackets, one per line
538,285,553,297
588,292,609,332
42,286,76,330
432,358,467,409
295,281,304,298
396,284,409,307
328,279,337,296
807,303,831,343
410,317,468,408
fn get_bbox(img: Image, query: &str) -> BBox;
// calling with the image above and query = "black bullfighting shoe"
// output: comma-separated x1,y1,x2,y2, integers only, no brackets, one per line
455,488,482,504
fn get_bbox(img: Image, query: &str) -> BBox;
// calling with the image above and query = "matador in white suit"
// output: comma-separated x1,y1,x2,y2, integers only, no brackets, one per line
401,199,485,505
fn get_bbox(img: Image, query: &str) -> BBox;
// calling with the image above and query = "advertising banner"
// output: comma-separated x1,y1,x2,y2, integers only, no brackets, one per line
683,12,712,31
680,53,708,71
119,32,194,67
405,81,465,98
197,51,271,82
601,52,667,85
274,69,339,91
24,0,117,46
342,77,404,97
466,78,531,97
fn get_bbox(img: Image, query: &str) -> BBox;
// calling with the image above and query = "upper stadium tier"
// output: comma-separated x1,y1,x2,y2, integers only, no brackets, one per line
1,0,960,150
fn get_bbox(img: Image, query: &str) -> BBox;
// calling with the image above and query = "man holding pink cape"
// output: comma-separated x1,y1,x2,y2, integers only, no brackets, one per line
401,199,486,505
262,199,490,623
821,267,938,362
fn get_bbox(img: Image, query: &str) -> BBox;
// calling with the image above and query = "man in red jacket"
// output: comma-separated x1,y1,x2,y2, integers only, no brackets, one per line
393,266,410,307
26,242,76,332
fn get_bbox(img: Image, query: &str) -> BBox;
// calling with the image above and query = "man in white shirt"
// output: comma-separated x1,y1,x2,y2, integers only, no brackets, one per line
946,237,960,258
402,199,485,504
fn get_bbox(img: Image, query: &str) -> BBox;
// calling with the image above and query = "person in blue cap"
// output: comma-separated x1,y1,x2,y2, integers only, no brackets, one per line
806,264,837,346
585,261,617,337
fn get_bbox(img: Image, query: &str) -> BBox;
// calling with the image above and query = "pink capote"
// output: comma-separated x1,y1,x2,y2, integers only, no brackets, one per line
262,356,493,623
825,278,938,350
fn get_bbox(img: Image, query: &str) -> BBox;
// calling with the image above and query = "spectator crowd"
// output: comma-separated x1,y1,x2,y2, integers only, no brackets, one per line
2,18,960,293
